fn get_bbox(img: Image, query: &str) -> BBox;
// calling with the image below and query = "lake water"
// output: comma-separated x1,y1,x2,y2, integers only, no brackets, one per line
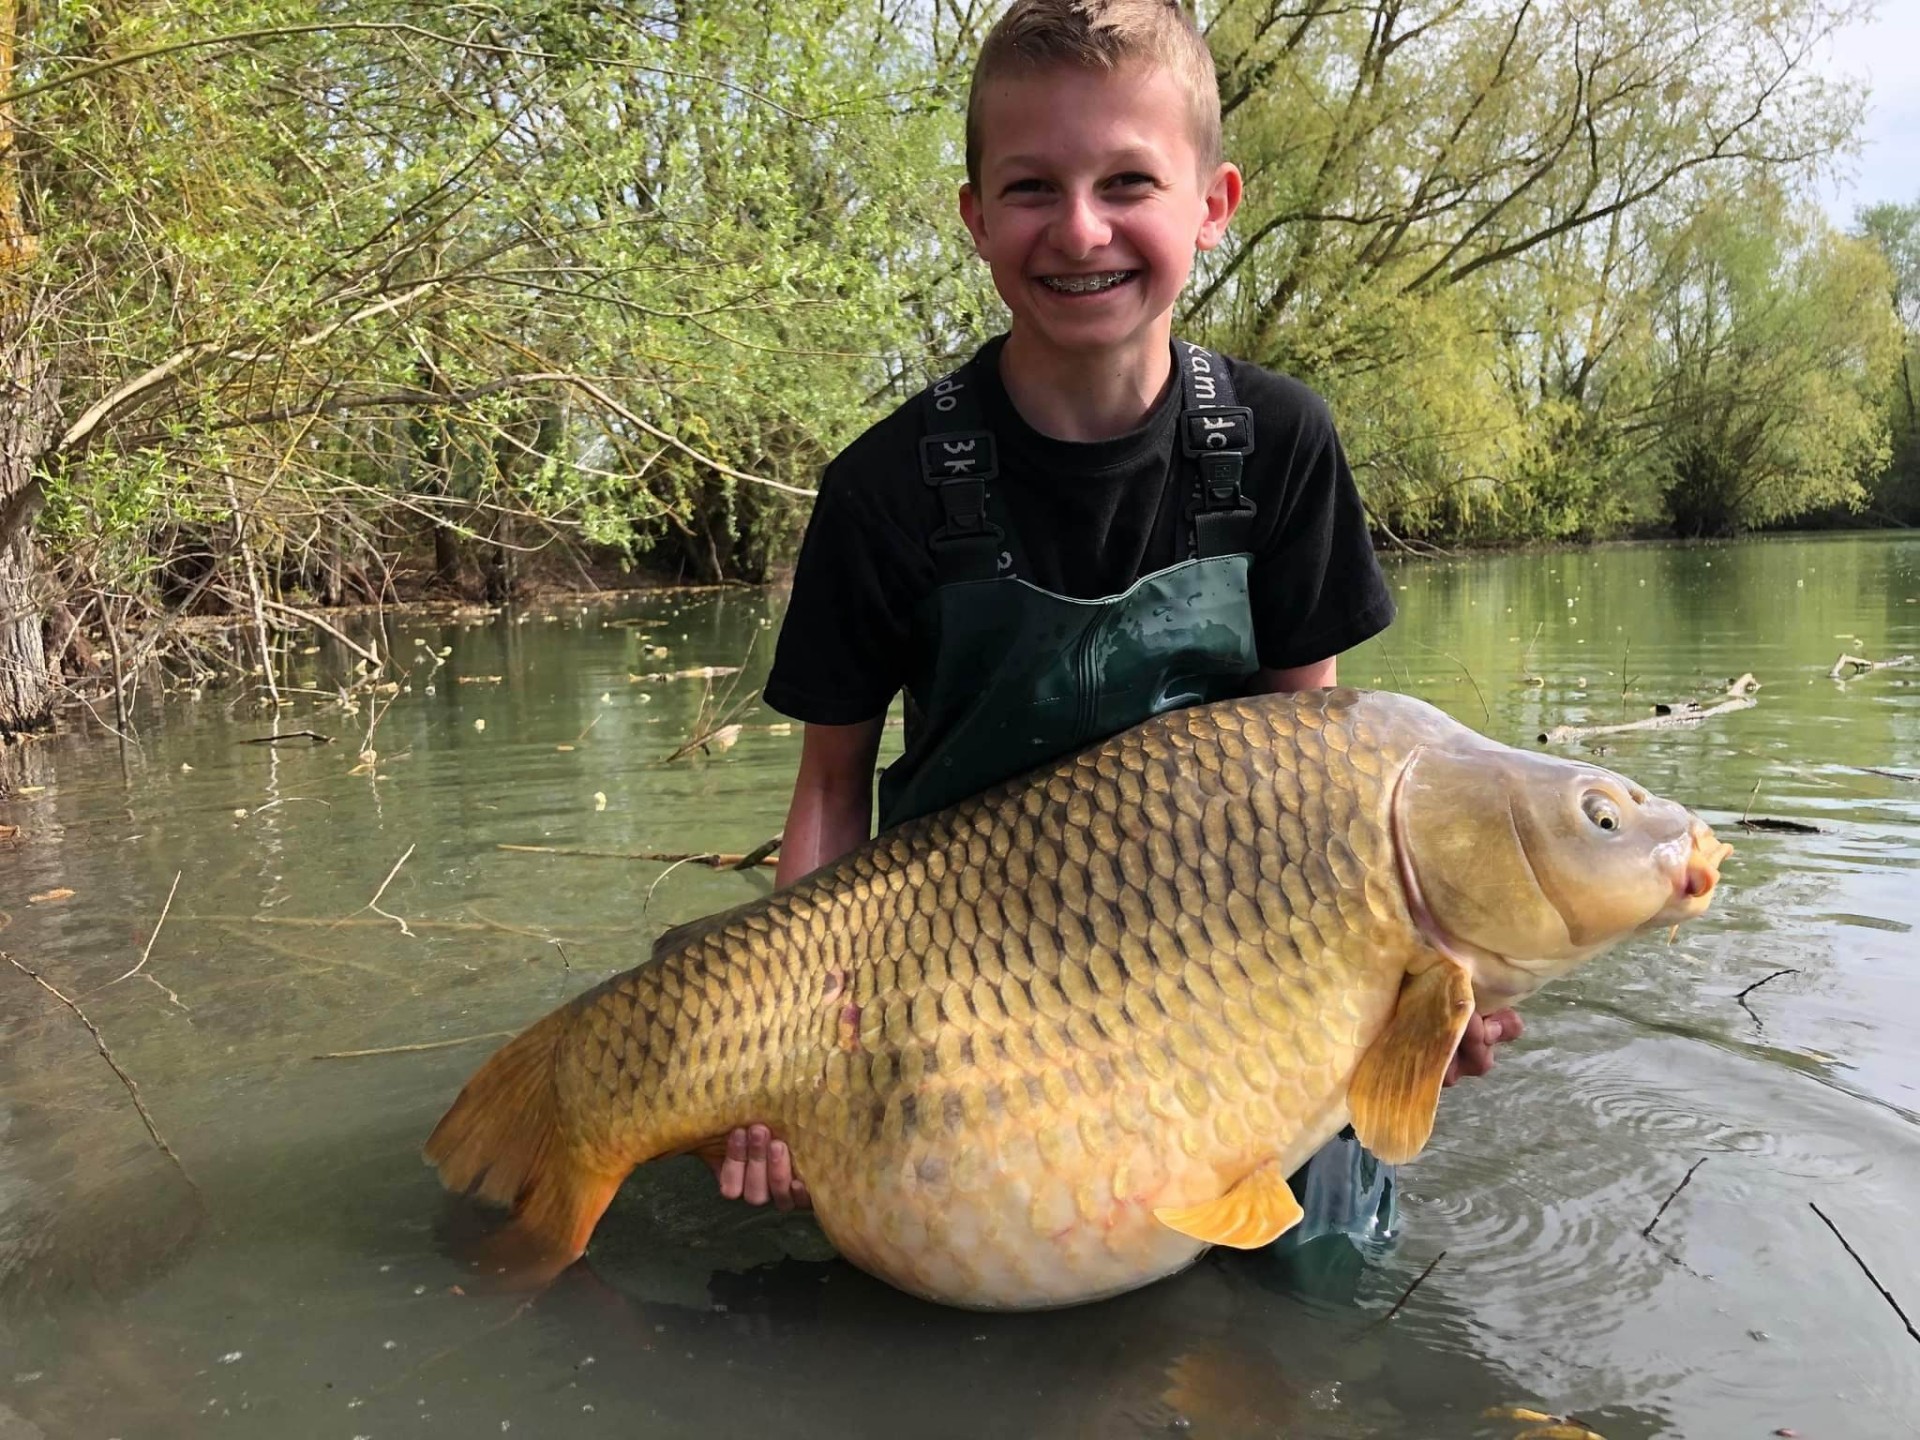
2,533,1916,1438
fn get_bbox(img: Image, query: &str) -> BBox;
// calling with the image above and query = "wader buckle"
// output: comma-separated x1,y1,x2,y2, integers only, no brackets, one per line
920,432,999,486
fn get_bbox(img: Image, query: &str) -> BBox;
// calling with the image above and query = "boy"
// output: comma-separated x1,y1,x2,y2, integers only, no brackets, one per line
708,0,1518,1225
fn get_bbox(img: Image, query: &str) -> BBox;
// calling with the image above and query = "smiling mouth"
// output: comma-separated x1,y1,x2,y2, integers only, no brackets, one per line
1037,270,1137,295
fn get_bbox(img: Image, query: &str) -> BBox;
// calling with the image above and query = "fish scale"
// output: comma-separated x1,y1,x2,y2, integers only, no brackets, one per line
427,688,1728,1310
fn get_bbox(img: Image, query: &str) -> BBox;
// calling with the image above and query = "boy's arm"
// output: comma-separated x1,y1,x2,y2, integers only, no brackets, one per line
773,716,886,888
710,716,883,1211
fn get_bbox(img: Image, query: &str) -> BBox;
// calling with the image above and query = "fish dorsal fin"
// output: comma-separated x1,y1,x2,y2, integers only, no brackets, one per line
1153,1159,1304,1249
1347,960,1475,1164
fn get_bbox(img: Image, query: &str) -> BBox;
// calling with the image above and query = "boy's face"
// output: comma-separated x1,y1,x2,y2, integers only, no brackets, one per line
959,60,1240,369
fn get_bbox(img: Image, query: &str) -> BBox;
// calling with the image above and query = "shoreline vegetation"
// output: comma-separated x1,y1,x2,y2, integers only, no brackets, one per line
2,1,1918,740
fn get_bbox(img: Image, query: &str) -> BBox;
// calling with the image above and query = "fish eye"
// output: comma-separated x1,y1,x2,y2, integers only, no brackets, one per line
1582,792,1622,831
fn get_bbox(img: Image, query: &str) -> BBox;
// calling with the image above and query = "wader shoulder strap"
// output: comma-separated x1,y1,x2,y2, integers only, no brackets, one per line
919,367,1006,584
1176,342,1257,559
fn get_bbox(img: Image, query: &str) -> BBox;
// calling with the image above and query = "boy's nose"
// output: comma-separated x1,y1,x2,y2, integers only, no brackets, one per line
1049,193,1112,257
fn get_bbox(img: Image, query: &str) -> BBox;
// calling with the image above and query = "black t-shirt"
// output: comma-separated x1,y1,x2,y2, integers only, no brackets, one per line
765,336,1395,726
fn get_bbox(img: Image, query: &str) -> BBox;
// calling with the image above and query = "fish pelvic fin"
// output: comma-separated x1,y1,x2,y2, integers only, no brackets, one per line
423,1007,624,1287
1348,960,1474,1165
1153,1159,1303,1249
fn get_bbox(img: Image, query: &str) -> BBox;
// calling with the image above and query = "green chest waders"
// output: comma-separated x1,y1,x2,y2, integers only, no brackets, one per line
875,343,1396,1258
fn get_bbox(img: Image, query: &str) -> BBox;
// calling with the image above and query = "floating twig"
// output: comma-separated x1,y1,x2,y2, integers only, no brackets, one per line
666,635,762,762
1829,653,1915,680
1642,1156,1708,1239
495,843,778,868
1379,1250,1446,1324
1809,1202,1920,1345
732,834,784,871
1856,766,1920,782
4,950,199,1195
312,1031,515,1060
240,730,334,745
549,939,573,970
113,870,181,986
339,844,416,937
628,664,742,683
1733,969,1799,1030
1737,817,1824,835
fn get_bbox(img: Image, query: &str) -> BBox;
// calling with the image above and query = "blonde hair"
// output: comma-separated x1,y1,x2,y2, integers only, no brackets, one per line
964,0,1222,188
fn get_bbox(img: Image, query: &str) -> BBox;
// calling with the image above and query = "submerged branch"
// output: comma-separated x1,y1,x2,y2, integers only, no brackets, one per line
313,1031,515,1060
1642,1156,1708,1239
3,951,200,1197
1809,1202,1920,1346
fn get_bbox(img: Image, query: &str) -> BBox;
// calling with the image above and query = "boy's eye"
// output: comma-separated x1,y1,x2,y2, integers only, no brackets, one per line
1003,178,1050,196
1109,172,1156,189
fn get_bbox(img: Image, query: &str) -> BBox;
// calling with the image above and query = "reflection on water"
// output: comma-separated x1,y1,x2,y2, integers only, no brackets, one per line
3,535,1918,1437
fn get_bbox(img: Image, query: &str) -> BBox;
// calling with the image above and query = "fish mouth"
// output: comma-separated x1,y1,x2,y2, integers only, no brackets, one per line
1654,817,1732,923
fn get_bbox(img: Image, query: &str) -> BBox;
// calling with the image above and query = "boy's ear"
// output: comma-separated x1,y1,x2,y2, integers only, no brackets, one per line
1197,162,1243,252
958,181,989,254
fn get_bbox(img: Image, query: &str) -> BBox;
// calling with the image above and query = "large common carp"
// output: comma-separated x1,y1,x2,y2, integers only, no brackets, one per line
426,689,1728,1310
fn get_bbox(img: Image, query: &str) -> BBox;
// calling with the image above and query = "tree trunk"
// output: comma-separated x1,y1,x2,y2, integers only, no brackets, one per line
0,0,57,736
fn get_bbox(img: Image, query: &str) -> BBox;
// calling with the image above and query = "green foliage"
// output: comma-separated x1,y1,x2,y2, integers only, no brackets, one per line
1858,200,1920,520
6,0,1908,623
1650,192,1899,534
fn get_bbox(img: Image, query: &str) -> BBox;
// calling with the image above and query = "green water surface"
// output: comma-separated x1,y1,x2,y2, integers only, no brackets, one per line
2,533,1917,1438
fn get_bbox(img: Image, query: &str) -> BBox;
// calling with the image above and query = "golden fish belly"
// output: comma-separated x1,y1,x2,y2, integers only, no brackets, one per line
762,966,1398,1309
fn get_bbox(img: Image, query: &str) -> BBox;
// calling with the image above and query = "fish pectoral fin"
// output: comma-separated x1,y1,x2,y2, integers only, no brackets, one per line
1348,960,1475,1165
1152,1159,1303,1249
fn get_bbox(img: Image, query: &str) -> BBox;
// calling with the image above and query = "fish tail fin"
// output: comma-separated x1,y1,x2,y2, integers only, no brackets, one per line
423,1007,625,1287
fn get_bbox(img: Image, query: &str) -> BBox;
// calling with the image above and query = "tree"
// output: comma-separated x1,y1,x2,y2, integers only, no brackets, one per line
1648,189,1899,534
1858,199,1920,517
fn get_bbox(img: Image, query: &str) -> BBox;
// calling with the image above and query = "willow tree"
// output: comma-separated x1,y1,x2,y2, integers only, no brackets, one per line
1189,0,1870,540
0,0,970,733
1859,200,1920,518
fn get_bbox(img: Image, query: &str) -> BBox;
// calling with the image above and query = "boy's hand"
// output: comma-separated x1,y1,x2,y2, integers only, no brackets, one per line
1443,1008,1523,1086
707,1123,811,1211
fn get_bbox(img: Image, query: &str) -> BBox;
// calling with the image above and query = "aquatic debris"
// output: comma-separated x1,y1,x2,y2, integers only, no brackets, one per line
495,843,779,869
26,888,73,904
1809,1202,1920,1346
108,870,187,1011
628,665,741,683
2,950,199,1197
1733,968,1799,1029
1736,817,1824,834
1642,1156,1709,1239
314,1032,517,1061
1735,778,1824,834
337,845,416,938
1540,674,1758,744
1828,652,1914,680
1377,1250,1446,1324
239,730,333,745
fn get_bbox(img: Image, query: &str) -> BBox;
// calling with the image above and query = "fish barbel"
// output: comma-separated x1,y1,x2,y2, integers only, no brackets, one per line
426,689,1729,1309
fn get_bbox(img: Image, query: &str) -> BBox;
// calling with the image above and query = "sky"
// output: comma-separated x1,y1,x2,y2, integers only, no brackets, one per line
1815,1,1920,224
